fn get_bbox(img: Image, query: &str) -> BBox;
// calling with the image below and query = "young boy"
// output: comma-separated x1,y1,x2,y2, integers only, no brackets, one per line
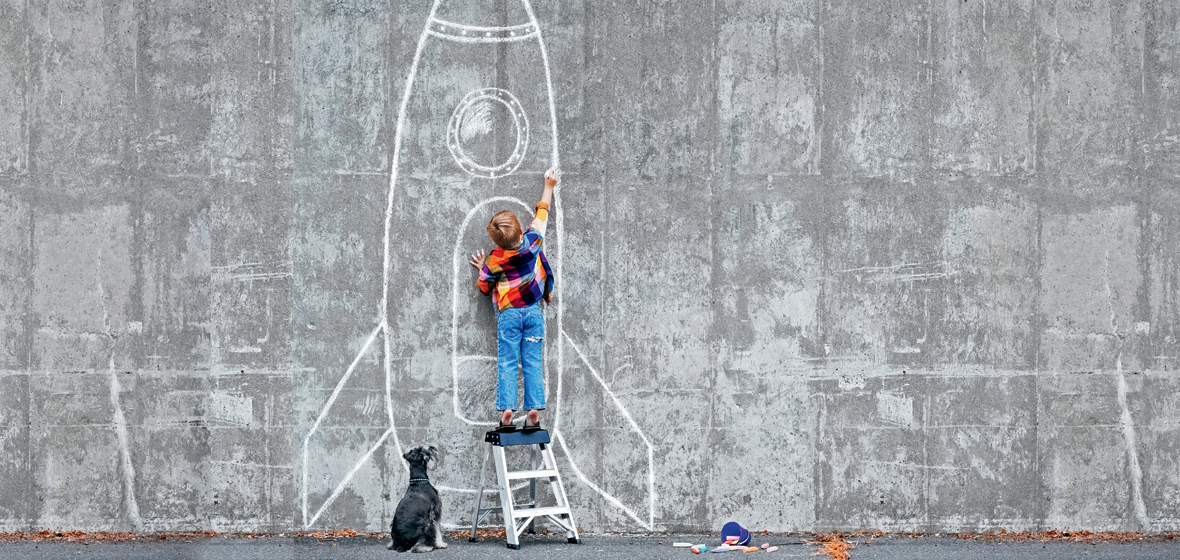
468,169,557,433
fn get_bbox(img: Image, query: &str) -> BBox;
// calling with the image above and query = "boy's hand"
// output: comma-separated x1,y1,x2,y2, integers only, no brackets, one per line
468,249,486,268
544,168,558,189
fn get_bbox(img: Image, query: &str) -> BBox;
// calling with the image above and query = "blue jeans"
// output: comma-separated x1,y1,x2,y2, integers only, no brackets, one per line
495,302,546,411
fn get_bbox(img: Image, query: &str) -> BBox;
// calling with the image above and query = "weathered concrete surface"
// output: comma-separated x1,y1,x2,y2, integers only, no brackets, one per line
2,0,1180,535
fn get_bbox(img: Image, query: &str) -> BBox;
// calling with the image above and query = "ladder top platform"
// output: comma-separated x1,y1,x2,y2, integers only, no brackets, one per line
484,429,551,447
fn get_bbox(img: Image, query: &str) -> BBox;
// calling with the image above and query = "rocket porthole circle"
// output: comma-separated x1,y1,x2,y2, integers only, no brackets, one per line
447,87,529,178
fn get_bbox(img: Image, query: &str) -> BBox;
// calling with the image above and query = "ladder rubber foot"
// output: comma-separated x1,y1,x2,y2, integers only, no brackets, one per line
568,537,580,544
468,538,478,542
507,543,520,549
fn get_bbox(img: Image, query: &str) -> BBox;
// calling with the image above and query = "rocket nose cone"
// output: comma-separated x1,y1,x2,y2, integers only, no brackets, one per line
432,0,535,29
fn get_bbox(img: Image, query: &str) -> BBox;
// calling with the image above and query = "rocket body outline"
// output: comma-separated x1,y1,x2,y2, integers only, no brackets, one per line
301,0,655,531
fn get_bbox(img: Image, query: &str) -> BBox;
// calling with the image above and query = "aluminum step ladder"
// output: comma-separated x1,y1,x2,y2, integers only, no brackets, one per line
468,429,580,549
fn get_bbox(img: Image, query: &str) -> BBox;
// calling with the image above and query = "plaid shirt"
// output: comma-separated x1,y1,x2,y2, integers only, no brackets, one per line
478,203,554,311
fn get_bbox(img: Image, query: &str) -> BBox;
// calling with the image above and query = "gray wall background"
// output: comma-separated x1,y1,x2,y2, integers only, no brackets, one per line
2,0,1180,534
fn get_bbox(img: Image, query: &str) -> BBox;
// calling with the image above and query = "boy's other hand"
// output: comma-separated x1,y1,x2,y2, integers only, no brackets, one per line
544,168,558,189
468,249,486,268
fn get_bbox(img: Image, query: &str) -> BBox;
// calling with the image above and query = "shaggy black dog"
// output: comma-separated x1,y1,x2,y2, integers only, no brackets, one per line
388,446,446,553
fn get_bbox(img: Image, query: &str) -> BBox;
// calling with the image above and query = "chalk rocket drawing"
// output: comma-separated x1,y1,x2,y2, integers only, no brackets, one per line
302,0,655,531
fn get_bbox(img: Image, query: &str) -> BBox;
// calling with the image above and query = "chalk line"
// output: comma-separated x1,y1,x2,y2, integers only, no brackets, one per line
522,0,566,455
298,0,442,530
301,323,382,527
306,427,395,528
427,18,538,43
558,331,656,530
107,355,141,531
1116,360,1150,530
447,88,529,177
374,0,444,494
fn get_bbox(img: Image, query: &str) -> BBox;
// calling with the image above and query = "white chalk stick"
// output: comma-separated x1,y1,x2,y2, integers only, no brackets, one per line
673,542,694,547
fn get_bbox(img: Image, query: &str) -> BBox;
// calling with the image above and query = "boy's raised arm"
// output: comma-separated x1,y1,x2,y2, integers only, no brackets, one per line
530,168,557,235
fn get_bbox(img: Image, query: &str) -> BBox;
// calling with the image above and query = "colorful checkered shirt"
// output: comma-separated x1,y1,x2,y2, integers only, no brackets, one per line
478,203,554,311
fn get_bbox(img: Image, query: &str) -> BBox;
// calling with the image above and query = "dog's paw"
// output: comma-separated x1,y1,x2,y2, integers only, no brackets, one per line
410,543,435,553
387,540,395,550
434,541,448,549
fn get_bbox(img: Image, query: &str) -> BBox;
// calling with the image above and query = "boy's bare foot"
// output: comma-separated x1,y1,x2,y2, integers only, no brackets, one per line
500,409,514,426
525,409,539,427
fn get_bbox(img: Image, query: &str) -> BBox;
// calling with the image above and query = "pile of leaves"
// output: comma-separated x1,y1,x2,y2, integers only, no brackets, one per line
807,532,855,560
448,528,506,540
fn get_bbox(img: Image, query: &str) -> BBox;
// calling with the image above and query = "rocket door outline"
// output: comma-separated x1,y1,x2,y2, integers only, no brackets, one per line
301,0,655,531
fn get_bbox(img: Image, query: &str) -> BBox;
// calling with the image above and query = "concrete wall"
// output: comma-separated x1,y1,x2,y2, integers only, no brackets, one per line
2,0,1179,534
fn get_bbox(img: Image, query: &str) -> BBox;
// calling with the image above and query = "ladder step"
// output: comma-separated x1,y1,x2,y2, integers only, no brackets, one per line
511,506,570,519
506,468,559,480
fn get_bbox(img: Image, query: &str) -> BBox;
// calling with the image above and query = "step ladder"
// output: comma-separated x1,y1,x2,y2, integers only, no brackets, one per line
468,429,580,549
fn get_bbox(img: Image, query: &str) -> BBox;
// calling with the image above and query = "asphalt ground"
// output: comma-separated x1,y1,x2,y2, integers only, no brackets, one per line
0,534,1178,559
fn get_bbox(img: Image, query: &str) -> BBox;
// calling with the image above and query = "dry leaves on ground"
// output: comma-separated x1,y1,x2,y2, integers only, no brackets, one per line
448,528,506,540
956,529,1178,543
294,529,385,540
0,528,391,544
0,531,219,544
807,532,854,560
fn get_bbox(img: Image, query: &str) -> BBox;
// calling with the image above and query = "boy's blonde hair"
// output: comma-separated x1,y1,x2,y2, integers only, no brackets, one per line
487,210,523,249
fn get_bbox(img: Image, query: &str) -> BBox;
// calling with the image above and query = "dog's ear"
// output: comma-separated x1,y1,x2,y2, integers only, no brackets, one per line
427,446,438,462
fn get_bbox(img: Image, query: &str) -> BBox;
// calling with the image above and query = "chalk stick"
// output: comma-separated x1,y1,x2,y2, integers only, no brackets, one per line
724,537,739,545
673,542,694,547
742,547,759,552
765,546,778,552
760,543,770,549
711,547,729,553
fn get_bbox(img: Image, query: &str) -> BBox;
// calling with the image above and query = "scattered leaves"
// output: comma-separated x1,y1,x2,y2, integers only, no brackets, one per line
293,529,384,541
807,532,854,560
956,530,1178,543
0,529,388,544
0,531,219,544
447,528,506,540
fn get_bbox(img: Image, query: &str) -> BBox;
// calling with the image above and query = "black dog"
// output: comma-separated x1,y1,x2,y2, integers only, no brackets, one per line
389,446,446,552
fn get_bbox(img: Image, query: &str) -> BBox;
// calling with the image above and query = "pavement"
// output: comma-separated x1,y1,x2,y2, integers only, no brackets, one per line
0,534,1177,559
